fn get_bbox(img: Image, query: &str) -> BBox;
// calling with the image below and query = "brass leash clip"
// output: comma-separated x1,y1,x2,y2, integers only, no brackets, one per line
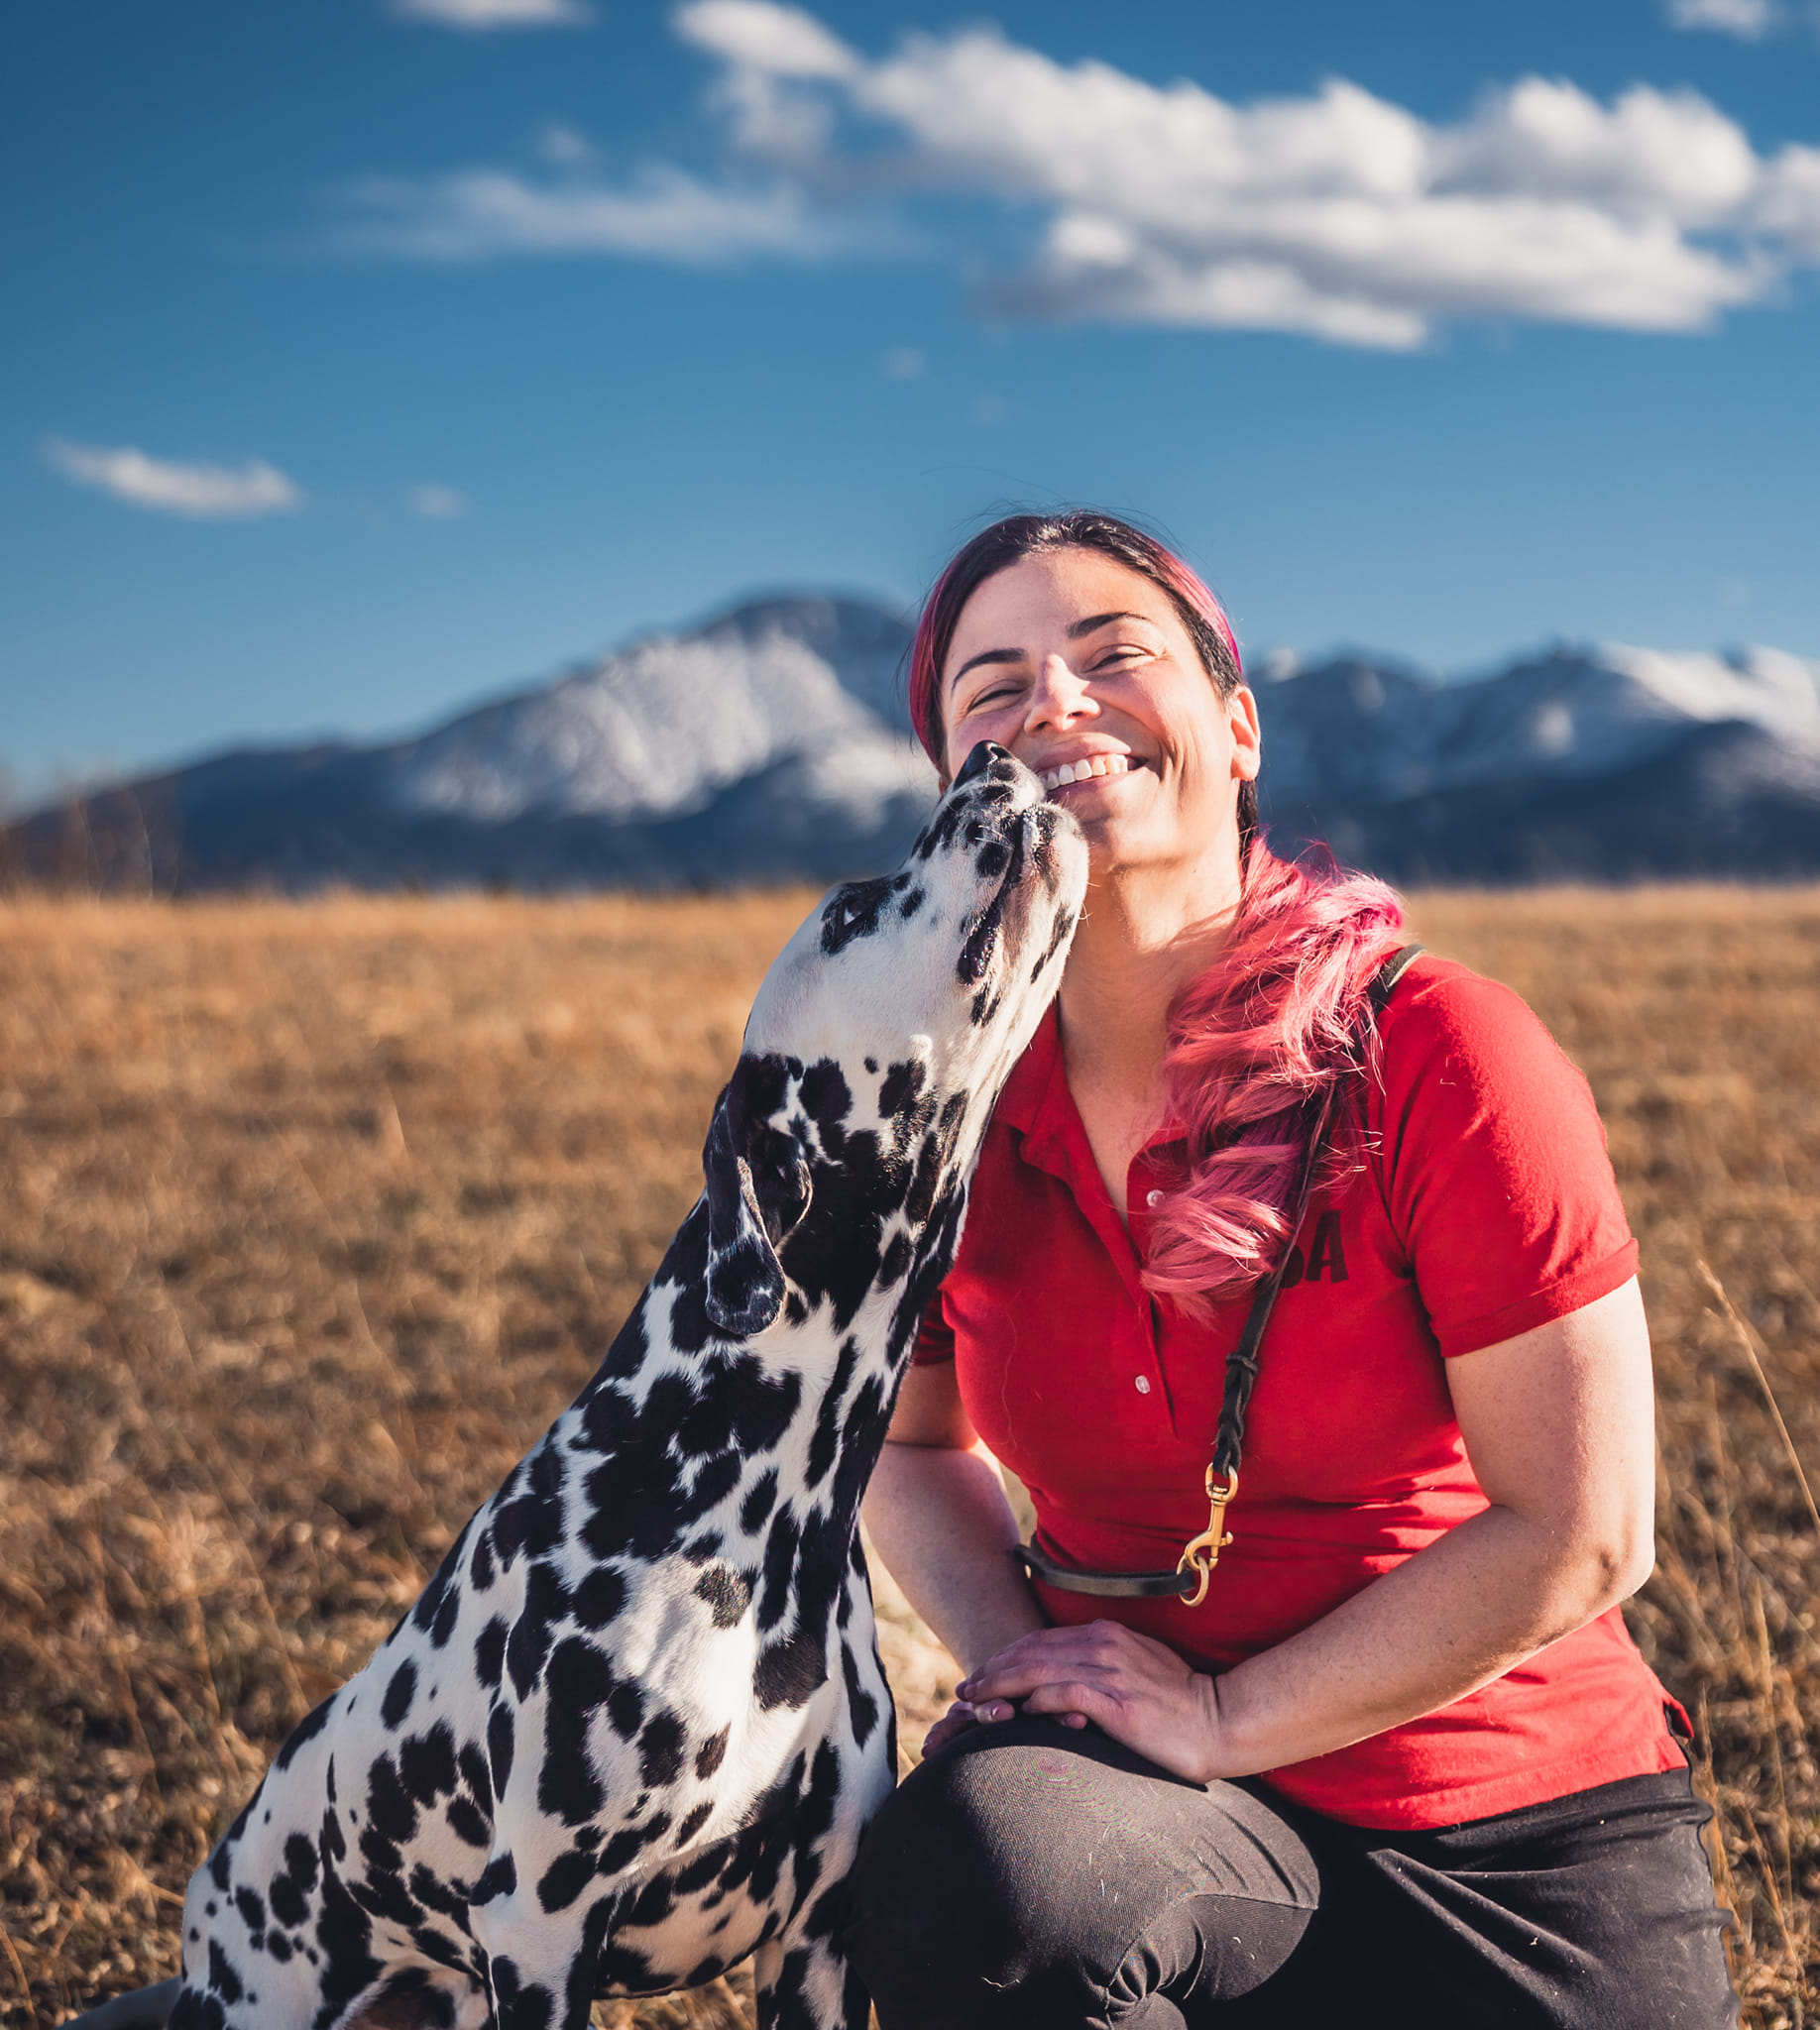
1176,1465,1238,1608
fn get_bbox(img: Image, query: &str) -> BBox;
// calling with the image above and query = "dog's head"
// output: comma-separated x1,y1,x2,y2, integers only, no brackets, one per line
702,744,1086,1338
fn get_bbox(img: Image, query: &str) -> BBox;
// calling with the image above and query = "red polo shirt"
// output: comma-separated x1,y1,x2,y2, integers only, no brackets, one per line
914,957,1684,1830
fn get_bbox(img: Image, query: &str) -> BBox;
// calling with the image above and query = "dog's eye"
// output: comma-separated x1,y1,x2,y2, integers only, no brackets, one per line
822,879,892,956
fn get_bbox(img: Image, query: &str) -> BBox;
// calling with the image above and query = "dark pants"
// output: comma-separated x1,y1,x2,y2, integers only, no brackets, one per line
847,1716,1737,2030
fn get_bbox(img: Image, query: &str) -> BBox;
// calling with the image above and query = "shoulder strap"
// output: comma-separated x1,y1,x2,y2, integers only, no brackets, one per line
1208,942,1423,1480
1018,942,1426,1606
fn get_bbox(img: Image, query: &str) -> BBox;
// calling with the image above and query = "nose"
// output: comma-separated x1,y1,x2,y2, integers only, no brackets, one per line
1023,652,1097,736
953,740,1013,788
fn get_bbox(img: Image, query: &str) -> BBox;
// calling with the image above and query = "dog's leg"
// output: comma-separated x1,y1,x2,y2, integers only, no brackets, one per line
751,1917,870,2030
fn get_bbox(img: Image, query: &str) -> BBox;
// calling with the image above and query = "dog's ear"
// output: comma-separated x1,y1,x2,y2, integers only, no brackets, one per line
703,1063,813,1337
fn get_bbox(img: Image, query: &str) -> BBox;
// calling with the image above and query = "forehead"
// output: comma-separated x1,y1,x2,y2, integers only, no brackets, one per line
943,549,1185,683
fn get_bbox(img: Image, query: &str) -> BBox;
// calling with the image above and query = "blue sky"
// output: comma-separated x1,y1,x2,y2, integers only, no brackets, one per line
4,0,1818,798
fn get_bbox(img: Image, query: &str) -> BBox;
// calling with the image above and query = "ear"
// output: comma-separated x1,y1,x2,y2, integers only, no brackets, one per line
702,1066,813,1337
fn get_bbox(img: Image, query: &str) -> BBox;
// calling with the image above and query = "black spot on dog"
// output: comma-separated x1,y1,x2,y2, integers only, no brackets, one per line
728,1361,803,1455
491,1485,562,1568
638,1711,686,1788
207,1940,243,2006
572,1564,626,1631
207,1797,256,1892
491,1956,554,2030
739,1468,778,1534
757,1508,800,1633
674,1801,714,1847
539,1637,614,1827
804,1335,861,1491
535,1847,597,1915
754,1628,828,1711
399,1722,458,1807
234,1886,266,1935
487,1702,515,1799
273,1693,335,1774
474,1616,508,1689
471,1854,516,1906
877,1057,926,1120
381,1660,417,1731
505,1562,570,1699
457,1742,493,1811
608,1680,643,1741
694,1564,751,1628
695,1725,730,1780
430,1580,462,1649
843,1645,880,1748
876,1230,911,1290
445,1796,491,1849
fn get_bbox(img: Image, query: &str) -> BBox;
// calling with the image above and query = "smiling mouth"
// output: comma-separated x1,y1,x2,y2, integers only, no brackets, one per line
1039,754,1143,794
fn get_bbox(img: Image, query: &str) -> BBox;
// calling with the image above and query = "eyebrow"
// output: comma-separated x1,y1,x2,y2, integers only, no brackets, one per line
948,612,1154,691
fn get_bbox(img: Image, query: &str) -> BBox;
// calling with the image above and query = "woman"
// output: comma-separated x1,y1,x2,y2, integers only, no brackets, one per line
847,511,1735,2028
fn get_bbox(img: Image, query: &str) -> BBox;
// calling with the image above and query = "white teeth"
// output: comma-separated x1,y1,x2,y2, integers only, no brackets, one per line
1039,754,1134,792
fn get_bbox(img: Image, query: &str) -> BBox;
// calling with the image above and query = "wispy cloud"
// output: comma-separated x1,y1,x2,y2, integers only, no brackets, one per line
536,123,596,167
349,0,1820,347
410,483,469,518
392,0,592,31
348,162,837,262
46,441,303,519
1665,0,1781,38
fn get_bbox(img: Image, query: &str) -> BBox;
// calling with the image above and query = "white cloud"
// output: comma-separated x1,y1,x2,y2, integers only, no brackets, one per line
348,7,1820,346
410,484,469,518
537,123,595,167
349,163,833,262
1666,0,1781,37
674,2,857,80
824,30,1793,345
393,0,592,30
46,441,302,519
1754,143,1820,257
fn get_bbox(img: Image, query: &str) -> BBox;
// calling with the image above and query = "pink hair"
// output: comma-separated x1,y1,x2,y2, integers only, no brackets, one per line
1143,843,1407,1313
907,509,1406,1308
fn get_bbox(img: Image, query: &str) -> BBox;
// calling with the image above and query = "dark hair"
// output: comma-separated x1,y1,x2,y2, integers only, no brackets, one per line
906,508,1257,854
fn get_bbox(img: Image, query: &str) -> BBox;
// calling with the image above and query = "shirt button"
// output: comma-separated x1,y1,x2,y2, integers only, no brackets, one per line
1135,1376,1152,1395
1145,1189,1163,1208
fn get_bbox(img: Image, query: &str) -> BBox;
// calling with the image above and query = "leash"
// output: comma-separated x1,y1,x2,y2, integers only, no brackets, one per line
1017,943,1425,1608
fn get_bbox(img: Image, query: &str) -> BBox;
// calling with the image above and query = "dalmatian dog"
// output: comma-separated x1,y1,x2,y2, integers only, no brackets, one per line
70,743,1085,2030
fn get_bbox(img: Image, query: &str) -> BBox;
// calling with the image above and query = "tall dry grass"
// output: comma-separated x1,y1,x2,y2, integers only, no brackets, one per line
1,886,1815,2027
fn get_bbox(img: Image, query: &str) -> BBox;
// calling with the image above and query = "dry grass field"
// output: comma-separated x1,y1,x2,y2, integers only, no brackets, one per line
2,885,1817,2028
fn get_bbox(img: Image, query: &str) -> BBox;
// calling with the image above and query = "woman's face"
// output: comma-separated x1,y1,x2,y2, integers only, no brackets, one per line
939,548,1261,879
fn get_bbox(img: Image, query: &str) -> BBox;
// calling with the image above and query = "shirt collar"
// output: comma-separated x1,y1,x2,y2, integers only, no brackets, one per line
999,1004,1187,1184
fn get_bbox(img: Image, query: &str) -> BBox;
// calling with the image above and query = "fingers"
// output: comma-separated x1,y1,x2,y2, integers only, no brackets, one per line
961,1620,1186,1706
922,1702,977,1754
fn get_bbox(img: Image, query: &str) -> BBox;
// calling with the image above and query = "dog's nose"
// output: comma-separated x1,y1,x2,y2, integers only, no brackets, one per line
954,741,1012,788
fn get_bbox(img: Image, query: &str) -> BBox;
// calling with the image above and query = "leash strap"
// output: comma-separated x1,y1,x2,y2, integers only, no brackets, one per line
1017,943,1424,1607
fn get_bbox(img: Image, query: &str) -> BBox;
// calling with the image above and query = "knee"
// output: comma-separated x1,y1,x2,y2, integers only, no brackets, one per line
845,1742,1130,2030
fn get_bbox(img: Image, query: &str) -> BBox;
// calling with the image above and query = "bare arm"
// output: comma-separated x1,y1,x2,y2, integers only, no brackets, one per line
957,1278,1657,1783
862,1361,1048,1677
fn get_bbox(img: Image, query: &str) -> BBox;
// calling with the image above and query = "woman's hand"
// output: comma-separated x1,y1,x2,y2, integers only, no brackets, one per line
940,1620,1224,1784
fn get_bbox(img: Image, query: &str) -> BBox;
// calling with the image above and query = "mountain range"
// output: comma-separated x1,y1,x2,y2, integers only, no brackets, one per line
8,595,1819,891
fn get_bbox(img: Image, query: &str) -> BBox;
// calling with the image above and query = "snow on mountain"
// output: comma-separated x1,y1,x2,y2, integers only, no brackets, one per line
1598,645,1820,746
386,597,929,825
1255,642,1820,806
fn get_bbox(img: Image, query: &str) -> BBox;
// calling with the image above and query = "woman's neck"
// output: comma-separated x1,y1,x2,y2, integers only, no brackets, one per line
1056,844,1245,1110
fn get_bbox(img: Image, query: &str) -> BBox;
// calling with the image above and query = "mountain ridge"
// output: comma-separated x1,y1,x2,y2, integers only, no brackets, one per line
8,595,1818,891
